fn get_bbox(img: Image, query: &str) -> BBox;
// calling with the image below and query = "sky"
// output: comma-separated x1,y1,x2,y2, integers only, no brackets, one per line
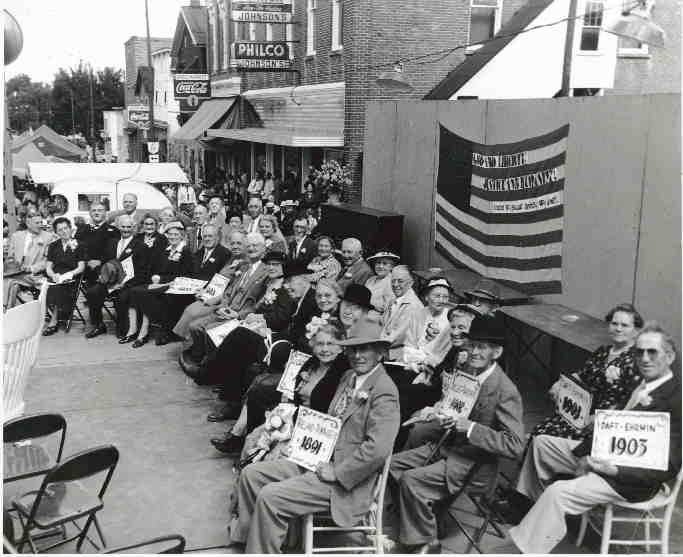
5,0,189,84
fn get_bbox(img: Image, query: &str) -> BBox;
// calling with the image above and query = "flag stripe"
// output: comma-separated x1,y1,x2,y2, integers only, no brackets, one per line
472,124,570,156
436,223,562,271
470,190,564,215
472,152,567,179
437,194,563,239
468,203,563,224
437,211,561,259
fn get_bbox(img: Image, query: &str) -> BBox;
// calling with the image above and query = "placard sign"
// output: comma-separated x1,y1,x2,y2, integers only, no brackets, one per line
591,410,670,471
127,104,150,127
204,274,230,298
277,351,312,398
440,373,481,420
287,407,341,471
166,277,208,295
173,73,211,99
555,374,593,430
120,257,135,284
232,0,293,23
207,319,241,347
230,42,293,71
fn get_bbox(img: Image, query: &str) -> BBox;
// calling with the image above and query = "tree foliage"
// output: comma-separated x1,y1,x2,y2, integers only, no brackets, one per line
6,74,52,133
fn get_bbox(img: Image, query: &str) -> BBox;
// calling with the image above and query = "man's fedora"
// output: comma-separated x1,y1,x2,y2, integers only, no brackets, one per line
342,284,375,311
282,260,315,279
464,278,501,301
466,315,506,346
337,316,390,347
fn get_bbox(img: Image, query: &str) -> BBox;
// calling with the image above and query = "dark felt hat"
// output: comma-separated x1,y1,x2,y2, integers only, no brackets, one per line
263,250,287,264
464,278,501,301
282,260,315,279
337,315,390,347
466,315,506,346
342,284,375,311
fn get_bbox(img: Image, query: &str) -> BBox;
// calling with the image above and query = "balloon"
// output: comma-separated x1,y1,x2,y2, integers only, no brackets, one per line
4,10,24,66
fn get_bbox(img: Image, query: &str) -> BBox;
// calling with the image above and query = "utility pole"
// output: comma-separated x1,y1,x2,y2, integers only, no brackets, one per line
145,0,155,152
89,64,96,159
560,0,579,96
70,89,76,135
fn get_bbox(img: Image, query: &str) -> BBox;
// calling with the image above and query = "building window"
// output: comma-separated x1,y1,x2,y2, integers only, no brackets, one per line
210,8,219,73
331,0,343,51
266,23,273,41
220,1,229,70
469,0,501,46
306,0,317,56
618,36,650,56
580,0,604,51
286,23,294,59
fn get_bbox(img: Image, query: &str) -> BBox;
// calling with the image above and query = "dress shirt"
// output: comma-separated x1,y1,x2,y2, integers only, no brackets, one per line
624,372,673,409
354,363,381,393
202,247,215,265
24,232,38,256
465,362,497,438
294,236,307,258
116,236,134,258
248,215,262,234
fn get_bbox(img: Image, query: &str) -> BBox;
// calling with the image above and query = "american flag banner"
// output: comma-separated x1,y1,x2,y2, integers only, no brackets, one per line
435,123,570,295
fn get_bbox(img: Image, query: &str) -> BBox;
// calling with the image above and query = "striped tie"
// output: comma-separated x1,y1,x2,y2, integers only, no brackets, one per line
331,374,357,418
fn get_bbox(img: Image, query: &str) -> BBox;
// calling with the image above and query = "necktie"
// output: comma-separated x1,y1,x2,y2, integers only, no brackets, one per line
624,382,647,410
202,249,212,265
331,374,357,418
385,299,398,324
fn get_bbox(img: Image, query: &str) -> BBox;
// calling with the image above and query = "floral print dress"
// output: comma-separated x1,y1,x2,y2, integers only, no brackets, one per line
532,345,640,440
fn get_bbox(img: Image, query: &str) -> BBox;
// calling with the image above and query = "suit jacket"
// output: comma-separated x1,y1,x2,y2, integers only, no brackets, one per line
192,244,231,281
243,214,263,235
153,244,195,283
186,224,206,254
337,258,374,294
439,364,525,492
293,354,349,412
288,235,317,266
7,230,54,273
573,375,682,502
74,222,120,262
285,287,320,351
326,364,400,527
253,283,297,332
224,260,269,317
381,288,425,349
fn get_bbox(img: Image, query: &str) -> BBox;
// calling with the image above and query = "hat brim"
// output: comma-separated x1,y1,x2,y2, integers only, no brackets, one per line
452,304,484,316
341,297,376,312
337,337,391,347
464,289,498,301
367,254,401,262
283,269,315,279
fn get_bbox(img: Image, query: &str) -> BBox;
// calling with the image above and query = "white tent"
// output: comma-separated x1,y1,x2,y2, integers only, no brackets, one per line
27,162,189,185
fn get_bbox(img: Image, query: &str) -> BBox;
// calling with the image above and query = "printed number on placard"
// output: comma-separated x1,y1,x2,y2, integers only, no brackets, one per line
300,435,323,455
610,436,647,457
562,397,582,420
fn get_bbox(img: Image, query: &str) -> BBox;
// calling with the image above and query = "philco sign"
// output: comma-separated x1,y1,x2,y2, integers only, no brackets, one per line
173,74,211,99
232,0,293,23
230,41,293,71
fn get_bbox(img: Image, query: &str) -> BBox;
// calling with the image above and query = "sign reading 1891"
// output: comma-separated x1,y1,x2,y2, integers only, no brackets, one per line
230,42,293,71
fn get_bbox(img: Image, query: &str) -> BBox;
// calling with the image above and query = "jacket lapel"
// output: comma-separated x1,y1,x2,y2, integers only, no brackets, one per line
339,364,384,425
469,365,502,421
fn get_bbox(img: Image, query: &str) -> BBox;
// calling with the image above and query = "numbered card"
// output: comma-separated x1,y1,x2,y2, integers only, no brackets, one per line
439,372,481,420
166,277,208,295
204,273,230,298
556,374,593,430
591,410,670,471
277,351,312,398
206,319,240,347
121,257,135,285
287,407,341,471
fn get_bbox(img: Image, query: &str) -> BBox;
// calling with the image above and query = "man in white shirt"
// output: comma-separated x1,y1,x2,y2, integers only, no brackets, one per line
506,323,681,554
244,198,264,235
381,265,424,357
387,316,525,553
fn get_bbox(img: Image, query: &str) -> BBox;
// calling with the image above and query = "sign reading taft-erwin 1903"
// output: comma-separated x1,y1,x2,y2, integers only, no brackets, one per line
230,42,293,71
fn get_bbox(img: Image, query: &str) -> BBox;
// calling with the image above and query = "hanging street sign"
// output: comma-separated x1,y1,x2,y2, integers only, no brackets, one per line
173,73,211,99
230,41,293,71
128,104,150,129
232,0,293,23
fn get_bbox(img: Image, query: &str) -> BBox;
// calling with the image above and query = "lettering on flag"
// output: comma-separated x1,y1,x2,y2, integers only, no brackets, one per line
435,124,569,295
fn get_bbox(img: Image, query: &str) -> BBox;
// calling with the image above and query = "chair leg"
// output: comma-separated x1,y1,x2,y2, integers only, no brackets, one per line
75,514,98,552
644,516,651,553
662,515,671,555
600,505,613,554
92,515,107,548
303,515,313,555
576,513,588,547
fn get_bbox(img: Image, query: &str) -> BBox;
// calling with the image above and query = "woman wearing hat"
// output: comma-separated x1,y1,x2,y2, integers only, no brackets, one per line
339,283,376,333
124,221,193,347
364,250,400,314
306,236,342,283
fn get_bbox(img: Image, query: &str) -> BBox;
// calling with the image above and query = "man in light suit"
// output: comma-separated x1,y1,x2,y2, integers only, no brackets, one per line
4,212,54,309
106,193,146,231
388,316,525,552
380,265,424,359
231,316,401,553
507,322,681,554
336,238,374,293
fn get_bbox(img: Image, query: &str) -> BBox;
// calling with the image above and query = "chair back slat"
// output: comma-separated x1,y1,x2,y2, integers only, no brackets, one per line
4,413,67,443
46,445,119,485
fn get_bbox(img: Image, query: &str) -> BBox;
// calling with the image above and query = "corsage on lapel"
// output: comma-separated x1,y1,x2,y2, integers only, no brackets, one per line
604,365,621,384
66,239,78,251
356,390,369,403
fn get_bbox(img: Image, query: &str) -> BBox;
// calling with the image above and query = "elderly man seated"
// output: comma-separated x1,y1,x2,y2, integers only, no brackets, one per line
336,238,374,293
380,265,424,358
179,232,269,373
387,316,525,553
230,315,400,553
506,322,681,554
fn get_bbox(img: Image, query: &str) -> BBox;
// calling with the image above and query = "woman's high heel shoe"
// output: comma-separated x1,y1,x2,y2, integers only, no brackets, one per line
131,335,150,348
118,334,137,344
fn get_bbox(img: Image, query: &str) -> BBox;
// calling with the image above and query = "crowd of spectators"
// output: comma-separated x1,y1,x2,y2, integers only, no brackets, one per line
2,183,680,555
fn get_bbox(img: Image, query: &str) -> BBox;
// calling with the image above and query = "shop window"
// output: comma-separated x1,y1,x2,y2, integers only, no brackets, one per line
266,23,273,41
331,0,343,51
306,0,317,55
284,147,302,189
580,1,604,51
469,0,501,48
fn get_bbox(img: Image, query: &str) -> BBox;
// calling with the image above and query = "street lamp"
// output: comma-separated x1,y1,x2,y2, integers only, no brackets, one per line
376,63,414,92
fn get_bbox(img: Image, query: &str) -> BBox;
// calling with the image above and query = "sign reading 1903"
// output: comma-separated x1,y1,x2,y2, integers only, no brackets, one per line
232,0,293,23
230,42,293,71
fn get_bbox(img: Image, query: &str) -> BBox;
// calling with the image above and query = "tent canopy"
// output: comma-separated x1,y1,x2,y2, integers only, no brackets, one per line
11,125,87,161
12,143,69,179
27,163,189,185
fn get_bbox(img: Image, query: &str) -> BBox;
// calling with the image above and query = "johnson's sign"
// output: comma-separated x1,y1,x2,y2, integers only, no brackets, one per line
230,42,293,71
232,0,293,23
173,74,211,99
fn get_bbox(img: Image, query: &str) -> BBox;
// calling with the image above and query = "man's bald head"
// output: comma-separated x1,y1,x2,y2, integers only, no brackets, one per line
122,193,138,214
341,238,363,266
117,214,136,238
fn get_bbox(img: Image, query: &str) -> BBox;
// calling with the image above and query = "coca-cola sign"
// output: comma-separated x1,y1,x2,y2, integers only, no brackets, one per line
173,73,211,99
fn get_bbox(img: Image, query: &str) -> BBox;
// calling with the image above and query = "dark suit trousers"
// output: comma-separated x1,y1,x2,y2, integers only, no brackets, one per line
86,283,131,334
161,293,195,331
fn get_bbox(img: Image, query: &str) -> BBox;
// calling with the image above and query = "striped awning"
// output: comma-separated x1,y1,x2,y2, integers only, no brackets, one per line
170,97,237,144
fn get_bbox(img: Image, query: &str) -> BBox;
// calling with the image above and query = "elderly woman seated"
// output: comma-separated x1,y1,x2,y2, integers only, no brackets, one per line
364,250,400,314
42,217,86,335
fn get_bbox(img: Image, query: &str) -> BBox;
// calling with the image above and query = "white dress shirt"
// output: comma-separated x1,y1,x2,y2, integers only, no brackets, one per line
116,236,134,258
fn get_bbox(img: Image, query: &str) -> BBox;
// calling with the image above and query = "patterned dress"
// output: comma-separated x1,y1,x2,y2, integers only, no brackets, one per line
532,345,640,440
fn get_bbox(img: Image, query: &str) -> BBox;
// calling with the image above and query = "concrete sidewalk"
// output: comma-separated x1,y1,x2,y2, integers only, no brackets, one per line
5,321,683,554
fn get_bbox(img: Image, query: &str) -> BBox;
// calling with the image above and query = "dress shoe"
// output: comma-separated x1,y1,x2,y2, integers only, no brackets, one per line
132,335,150,348
211,433,244,454
207,403,240,422
42,325,59,336
118,334,137,344
85,325,107,339
179,350,201,376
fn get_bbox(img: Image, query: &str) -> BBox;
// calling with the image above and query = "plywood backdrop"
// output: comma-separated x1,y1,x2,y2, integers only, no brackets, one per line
362,94,681,346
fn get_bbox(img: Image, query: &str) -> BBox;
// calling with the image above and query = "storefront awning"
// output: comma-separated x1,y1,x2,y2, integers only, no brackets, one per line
170,97,237,144
205,127,343,147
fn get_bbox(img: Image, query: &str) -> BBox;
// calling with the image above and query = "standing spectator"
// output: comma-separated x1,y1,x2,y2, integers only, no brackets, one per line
278,200,298,238
262,172,275,200
288,217,317,266
177,182,197,215
187,204,209,252
107,193,145,231
244,198,264,235
247,171,265,199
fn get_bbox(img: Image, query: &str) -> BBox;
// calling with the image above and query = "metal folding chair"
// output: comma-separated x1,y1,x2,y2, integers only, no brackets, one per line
64,275,86,332
3,413,67,484
11,445,119,553
102,534,186,554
